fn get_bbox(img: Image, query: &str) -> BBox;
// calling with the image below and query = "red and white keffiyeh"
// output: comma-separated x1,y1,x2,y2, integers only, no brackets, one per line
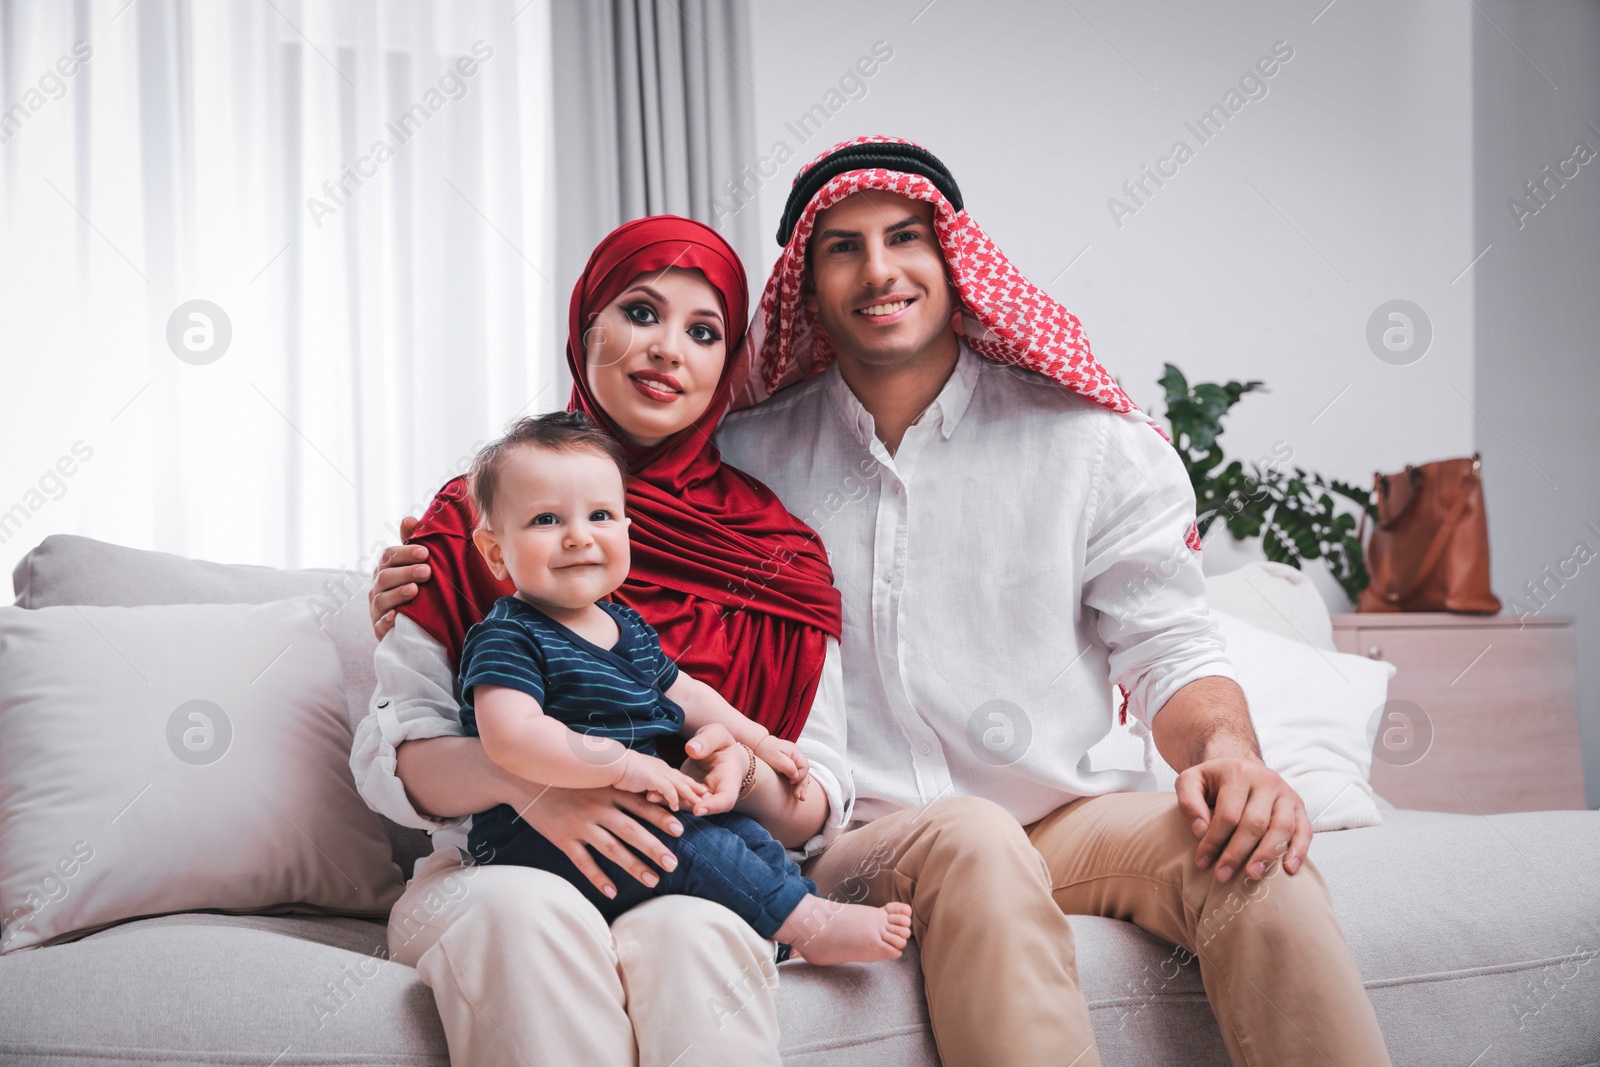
731,135,1203,722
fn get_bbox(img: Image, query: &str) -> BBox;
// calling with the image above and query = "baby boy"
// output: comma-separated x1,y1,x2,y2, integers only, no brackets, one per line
455,411,911,965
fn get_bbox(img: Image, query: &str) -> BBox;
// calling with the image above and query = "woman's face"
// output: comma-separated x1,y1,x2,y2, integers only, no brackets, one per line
585,267,728,448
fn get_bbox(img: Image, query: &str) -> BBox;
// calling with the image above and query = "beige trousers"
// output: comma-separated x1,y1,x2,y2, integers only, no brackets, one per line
387,848,782,1067
801,793,1392,1067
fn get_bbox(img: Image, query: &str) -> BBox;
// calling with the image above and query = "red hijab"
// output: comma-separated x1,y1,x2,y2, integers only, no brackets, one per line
398,216,843,741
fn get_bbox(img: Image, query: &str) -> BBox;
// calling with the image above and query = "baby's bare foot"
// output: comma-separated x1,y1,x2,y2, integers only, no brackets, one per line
775,897,913,966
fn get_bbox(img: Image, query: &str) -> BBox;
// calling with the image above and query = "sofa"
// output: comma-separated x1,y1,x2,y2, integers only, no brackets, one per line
2,534,1597,1066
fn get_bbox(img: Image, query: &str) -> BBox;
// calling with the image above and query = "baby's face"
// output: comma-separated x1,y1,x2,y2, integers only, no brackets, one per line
478,445,631,613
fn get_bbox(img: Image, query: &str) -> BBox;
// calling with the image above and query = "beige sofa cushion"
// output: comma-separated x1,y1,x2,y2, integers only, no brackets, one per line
13,534,375,732
0,599,406,953
11,535,436,879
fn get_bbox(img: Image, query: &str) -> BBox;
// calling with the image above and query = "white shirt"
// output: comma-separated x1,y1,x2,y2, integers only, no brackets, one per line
713,340,1237,828
349,616,856,881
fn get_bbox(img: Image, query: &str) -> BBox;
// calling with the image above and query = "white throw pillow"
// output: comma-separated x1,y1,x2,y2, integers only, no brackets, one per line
0,600,405,953
1204,560,1338,652
1089,611,1393,831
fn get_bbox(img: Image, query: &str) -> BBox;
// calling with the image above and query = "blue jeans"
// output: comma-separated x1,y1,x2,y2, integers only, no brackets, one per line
468,804,816,939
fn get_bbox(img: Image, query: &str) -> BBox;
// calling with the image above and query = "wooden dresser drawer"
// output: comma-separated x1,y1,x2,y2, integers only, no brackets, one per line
1332,613,1584,814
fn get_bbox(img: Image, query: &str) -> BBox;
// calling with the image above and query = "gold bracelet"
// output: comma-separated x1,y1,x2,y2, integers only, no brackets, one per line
736,742,758,801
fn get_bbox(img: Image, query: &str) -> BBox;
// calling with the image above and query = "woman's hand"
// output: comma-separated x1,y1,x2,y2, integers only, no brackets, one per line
508,781,687,900
681,724,753,815
369,516,432,640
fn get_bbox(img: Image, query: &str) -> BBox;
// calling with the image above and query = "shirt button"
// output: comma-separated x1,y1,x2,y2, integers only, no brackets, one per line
892,483,903,495
919,743,932,756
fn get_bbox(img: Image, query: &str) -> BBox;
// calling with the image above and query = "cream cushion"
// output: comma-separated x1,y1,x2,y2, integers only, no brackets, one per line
0,599,405,953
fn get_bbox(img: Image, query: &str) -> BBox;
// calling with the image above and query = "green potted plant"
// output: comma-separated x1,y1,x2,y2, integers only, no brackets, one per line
1155,364,1377,602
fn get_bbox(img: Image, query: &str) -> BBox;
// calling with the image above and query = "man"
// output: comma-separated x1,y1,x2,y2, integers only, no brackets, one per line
369,137,1390,1066
706,136,1390,1066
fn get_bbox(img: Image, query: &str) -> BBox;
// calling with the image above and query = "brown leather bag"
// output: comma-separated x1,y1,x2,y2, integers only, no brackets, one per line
1358,453,1501,614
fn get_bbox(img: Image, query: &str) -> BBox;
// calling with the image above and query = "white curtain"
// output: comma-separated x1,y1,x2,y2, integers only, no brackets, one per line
0,0,555,575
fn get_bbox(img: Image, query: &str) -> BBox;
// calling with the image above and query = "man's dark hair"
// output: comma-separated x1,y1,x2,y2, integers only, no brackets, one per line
468,411,628,526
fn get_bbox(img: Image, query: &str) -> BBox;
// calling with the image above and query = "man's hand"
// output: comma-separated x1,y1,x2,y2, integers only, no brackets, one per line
1151,676,1309,882
682,724,751,815
369,516,432,640
1175,757,1311,883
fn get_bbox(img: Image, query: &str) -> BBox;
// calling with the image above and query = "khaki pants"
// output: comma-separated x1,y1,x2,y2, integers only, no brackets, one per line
802,793,1392,1067
387,849,782,1067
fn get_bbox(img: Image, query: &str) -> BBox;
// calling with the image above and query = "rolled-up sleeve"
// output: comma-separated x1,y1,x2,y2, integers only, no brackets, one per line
349,614,471,832
789,635,855,861
1081,414,1237,729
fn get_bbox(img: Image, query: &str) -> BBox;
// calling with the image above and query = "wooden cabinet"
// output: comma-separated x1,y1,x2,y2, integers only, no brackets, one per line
1331,613,1585,813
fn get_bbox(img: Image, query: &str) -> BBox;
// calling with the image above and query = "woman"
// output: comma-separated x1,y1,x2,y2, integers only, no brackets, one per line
350,216,851,1067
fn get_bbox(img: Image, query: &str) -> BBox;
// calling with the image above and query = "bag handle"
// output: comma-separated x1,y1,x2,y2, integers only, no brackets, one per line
1359,465,1421,544
1368,455,1481,605
1378,465,1423,530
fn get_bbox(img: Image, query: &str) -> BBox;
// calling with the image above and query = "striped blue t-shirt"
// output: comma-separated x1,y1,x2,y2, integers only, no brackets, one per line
457,596,685,753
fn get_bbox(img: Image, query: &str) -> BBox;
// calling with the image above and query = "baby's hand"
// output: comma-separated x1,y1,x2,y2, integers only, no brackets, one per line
755,735,811,802
614,751,709,813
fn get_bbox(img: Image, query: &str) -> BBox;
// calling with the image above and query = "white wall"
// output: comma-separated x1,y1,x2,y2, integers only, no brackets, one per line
742,0,1476,610
1471,0,1600,806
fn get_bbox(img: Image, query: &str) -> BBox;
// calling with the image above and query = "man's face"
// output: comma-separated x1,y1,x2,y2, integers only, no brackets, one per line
805,190,957,372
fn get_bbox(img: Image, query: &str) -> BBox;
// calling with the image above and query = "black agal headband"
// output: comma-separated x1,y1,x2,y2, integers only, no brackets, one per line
775,141,964,247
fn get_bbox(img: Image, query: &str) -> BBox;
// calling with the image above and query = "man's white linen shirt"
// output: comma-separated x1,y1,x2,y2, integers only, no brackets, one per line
713,340,1238,828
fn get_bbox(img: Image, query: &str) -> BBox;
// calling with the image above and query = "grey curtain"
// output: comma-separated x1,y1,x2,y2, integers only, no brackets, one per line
551,0,761,371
